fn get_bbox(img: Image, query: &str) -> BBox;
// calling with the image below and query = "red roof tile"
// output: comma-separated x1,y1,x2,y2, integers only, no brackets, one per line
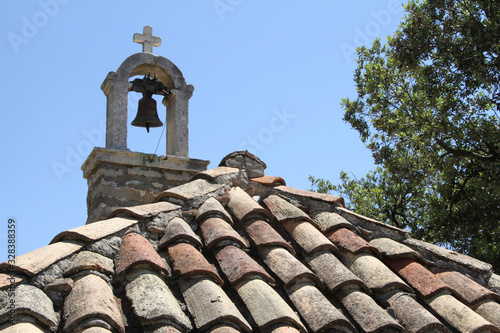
326,227,380,257
434,269,500,305
215,245,275,286
115,233,169,276
386,258,451,297
251,175,286,186
227,187,272,221
199,217,248,249
167,242,224,286
243,218,295,254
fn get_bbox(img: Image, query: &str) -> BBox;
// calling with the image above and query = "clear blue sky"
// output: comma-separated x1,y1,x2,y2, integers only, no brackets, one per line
0,1,406,262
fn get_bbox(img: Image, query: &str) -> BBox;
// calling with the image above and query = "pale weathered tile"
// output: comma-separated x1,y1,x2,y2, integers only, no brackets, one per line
125,271,192,330
235,278,306,332
344,252,412,293
473,299,500,328
286,282,355,333
378,290,449,333
339,287,405,332
196,197,233,224
259,246,322,288
63,274,124,332
0,241,83,276
50,216,138,244
158,217,202,249
305,250,369,293
263,195,313,223
0,284,58,331
180,276,252,332
155,178,225,203
313,211,353,232
0,322,47,333
63,251,114,277
107,201,180,219
426,291,500,332
283,220,339,255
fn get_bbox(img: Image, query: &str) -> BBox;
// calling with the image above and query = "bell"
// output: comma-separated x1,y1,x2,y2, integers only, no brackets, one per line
131,96,163,132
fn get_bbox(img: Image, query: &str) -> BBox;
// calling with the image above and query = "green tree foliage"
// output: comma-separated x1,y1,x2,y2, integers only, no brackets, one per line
312,0,500,270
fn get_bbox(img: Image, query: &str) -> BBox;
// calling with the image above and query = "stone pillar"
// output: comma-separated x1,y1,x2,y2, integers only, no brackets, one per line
165,86,193,158
102,74,130,149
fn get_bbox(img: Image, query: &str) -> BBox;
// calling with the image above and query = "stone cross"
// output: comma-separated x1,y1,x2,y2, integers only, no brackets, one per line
133,26,161,53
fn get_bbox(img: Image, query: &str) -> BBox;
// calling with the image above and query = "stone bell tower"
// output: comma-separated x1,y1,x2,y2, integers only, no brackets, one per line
82,26,209,224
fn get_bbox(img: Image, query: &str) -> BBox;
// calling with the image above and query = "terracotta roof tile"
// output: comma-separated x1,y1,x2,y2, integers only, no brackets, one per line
0,273,24,290
434,269,500,305
215,245,275,286
0,241,82,276
263,194,314,224
379,290,449,332
115,233,169,276
155,178,226,203
207,325,242,333
339,287,405,332
286,282,355,332
259,246,322,288
274,185,345,207
196,197,233,224
370,237,429,264
193,166,244,183
404,238,493,276
345,252,413,293
386,258,450,297
125,271,192,330
63,250,114,277
50,216,138,244
180,276,252,332
227,187,272,221
167,242,224,286
63,274,124,332
326,228,380,257
271,327,302,333
337,207,409,240
243,218,295,254
282,220,339,255
235,278,306,332
8,151,500,332
199,217,248,249
426,291,500,332
251,175,286,187
312,211,354,232
305,250,369,293
474,299,500,328
0,322,47,332
0,284,58,331
158,217,203,249
107,201,180,219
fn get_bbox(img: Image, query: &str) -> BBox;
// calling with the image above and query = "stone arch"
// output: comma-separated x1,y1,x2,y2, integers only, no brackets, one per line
101,52,193,157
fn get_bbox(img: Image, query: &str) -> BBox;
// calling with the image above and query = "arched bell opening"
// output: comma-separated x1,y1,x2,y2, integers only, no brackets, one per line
126,74,169,155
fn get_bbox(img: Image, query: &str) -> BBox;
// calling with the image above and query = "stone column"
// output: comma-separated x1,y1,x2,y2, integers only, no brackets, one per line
165,85,193,158
102,74,131,150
